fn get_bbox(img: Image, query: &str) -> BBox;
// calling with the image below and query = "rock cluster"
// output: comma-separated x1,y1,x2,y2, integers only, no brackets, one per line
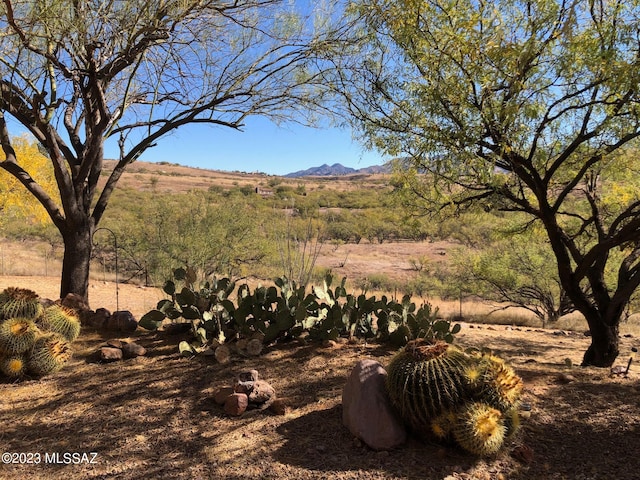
213,369,279,416
62,294,138,333
99,339,147,362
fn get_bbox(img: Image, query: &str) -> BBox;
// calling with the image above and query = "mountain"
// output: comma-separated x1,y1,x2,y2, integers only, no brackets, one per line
284,162,390,178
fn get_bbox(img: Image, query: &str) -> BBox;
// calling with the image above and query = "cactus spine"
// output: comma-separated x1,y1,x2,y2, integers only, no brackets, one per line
28,332,73,377
453,402,507,456
38,305,81,342
0,354,27,378
386,340,470,432
473,354,523,412
0,317,40,354
0,287,43,320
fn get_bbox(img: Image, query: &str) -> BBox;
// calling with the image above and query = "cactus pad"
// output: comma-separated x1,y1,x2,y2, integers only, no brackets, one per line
0,317,40,354
0,287,43,320
0,354,27,378
453,402,506,456
386,339,471,432
28,332,73,377
38,305,81,342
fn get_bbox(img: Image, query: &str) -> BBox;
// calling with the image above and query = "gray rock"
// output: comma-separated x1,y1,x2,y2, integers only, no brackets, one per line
342,359,407,451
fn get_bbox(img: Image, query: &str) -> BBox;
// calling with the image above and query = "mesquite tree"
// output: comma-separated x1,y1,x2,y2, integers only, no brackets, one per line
331,0,640,366
0,0,342,304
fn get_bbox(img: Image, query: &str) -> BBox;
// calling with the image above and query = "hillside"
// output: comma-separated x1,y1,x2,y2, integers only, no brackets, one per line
101,160,391,194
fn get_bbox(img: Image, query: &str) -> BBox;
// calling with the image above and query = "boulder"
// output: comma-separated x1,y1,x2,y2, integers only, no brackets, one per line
84,308,110,328
106,311,138,332
342,359,407,451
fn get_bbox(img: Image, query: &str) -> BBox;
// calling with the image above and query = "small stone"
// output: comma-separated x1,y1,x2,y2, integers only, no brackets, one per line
122,342,147,358
100,347,123,362
555,373,575,384
213,387,235,405
322,339,337,348
105,339,124,349
246,338,263,356
238,369,260,383
269,398,288,415
224,393,248,416
214,345,231,364
248,380,276,407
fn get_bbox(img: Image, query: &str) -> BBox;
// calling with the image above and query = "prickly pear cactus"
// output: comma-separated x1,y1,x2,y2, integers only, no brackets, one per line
453,401,507,456
28,332,73,377
0,317,40,355
386,339,471,432
38,305,81,342
0,287,43,320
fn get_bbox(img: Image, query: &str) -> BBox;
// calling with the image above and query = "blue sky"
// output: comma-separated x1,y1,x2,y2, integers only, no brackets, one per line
103,117,389,177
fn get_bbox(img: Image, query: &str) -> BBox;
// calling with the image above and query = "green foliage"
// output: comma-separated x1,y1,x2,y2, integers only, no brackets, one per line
141,269,462,356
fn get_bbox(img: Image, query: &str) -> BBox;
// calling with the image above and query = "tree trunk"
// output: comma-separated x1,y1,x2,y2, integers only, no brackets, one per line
581,314,619,367
60,225,93,305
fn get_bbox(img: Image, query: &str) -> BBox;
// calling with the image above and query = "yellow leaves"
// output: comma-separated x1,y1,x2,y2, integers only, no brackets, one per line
0,136,58,225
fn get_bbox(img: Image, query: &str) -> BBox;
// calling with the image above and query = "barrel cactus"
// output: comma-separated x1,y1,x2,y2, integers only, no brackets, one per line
471,354,523,412
0,354,28,378
386,339,471,432
0,287,43,320
28,332,73,377
0,317,40,355
453,401,507,456
38,305,81,342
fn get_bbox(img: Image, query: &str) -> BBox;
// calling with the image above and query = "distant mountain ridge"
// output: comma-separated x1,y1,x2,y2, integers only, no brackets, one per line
285,162,390,177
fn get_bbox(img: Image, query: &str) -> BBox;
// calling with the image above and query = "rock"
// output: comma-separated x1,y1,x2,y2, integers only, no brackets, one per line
214,387,235,405
100,347,123,362
122,342,146,358
106,311,138,332
106,339,124,349
224,393,249,416
342,359,407,451
269,398,289,415
61,293,90,312
248,380,276,409
84,308,110,328
246,338,263,356
238,369,260,383
214,345,231,364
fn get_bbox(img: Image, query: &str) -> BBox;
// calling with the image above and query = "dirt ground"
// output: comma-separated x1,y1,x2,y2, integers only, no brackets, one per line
0,276,639,480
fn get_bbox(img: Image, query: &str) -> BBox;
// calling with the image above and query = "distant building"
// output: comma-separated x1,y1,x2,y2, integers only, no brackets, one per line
255,186,273,197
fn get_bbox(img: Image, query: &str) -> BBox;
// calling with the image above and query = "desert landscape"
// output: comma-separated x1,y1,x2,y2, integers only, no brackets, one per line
0,260,639,480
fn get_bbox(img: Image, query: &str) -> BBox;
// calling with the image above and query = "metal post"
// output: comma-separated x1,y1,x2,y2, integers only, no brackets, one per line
93,227,119,312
